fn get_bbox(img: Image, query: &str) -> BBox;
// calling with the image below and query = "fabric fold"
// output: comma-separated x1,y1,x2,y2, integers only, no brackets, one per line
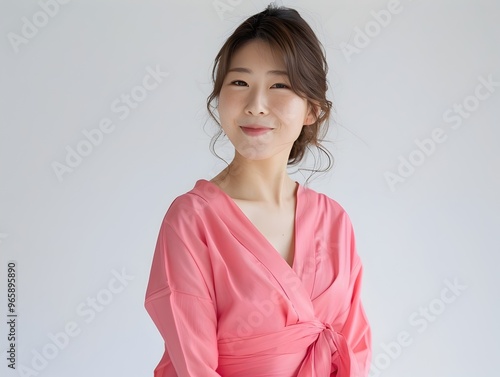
218,320,359,377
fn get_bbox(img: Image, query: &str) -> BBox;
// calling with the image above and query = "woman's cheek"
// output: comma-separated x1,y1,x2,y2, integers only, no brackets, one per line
274,101,297,121
220,91,241,110
217,94,234,117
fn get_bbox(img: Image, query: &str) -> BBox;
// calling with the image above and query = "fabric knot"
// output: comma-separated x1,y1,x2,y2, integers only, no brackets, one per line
296,321,357,377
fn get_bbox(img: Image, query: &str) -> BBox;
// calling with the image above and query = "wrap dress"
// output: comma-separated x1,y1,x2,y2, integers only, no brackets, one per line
145,179,372,376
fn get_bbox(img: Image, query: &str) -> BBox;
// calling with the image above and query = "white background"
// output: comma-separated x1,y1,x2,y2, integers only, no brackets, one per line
1,0,499,376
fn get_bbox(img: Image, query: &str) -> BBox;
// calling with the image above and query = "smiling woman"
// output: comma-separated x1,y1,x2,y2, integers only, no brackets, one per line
216,39,316,163
207,6,333,170
145,4,372,377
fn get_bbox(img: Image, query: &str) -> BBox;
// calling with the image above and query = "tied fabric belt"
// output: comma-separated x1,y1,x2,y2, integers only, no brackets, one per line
218,320,359,376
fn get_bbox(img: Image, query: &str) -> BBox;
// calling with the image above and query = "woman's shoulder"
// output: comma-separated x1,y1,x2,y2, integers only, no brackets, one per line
301,183,351,220
161,179,224,227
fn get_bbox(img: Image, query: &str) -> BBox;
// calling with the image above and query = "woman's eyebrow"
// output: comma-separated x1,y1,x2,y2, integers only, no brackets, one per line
227,67,289,76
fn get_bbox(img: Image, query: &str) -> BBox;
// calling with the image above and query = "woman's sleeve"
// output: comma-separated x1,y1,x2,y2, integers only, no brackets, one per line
144,219,221,377
341,259,372,377
336,209,372,376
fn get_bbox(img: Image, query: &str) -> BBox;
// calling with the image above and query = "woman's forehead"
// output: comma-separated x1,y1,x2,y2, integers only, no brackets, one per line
228,40,287,70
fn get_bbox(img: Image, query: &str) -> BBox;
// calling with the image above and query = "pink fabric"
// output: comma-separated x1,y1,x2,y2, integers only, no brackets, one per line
145,179,371,376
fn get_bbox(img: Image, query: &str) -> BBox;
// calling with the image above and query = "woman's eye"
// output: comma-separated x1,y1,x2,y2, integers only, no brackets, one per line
228,81,289,89
272,83,289,89
231,80,247,86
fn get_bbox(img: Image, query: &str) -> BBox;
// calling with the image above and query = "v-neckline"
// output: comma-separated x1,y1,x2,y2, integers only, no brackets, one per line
200,179,301,271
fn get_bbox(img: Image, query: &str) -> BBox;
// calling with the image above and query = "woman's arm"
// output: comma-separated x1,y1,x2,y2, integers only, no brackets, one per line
337,251,372,377
145,220,221,376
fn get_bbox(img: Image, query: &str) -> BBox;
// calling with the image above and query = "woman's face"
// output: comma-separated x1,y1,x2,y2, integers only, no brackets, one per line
217,39,315,162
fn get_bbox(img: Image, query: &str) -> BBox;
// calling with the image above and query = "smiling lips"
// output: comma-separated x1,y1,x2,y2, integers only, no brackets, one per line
240,125,273,136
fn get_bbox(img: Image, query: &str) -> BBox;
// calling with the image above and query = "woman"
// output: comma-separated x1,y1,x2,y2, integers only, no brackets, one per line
145,4,372,376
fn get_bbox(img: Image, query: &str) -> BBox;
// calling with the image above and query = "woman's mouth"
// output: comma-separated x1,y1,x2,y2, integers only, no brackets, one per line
240,127,273,136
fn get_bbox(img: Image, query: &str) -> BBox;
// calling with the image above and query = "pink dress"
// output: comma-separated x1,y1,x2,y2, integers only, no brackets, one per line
145,179,372,376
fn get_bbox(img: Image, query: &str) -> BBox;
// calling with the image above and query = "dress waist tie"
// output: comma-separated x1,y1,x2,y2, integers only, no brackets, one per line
218,320,359,376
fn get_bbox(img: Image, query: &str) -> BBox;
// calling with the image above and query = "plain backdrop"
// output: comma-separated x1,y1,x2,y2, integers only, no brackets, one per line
1,0,499,376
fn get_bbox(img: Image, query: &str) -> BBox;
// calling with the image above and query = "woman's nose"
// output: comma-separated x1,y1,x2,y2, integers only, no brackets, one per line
245,87,268,116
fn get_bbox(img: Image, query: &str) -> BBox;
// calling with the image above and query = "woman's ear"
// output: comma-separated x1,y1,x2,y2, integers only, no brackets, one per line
304,101,321,126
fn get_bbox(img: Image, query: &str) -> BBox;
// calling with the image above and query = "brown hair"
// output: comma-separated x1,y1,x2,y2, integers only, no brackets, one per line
206,4,334,181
